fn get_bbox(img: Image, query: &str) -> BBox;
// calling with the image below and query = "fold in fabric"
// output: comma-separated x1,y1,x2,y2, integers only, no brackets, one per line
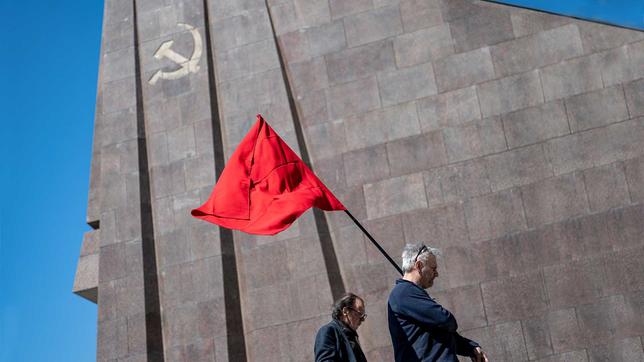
191,114,345,235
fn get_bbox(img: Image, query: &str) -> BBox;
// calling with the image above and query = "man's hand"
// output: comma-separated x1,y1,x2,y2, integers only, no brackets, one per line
471,347,488,362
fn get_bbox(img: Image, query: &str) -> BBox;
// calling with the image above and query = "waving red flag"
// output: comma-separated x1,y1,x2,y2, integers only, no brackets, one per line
191,114,345,235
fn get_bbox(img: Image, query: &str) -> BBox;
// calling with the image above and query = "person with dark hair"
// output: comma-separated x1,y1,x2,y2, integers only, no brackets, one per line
388,244,488,362
314,293,368,362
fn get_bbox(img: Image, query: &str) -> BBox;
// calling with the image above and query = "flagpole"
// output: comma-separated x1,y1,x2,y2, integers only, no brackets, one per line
344,210,403,275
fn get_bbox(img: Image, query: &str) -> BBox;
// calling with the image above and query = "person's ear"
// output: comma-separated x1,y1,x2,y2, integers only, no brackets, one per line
415,260,423,272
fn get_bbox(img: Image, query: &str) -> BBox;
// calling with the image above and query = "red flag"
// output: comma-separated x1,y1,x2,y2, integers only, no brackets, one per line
191,114,345,235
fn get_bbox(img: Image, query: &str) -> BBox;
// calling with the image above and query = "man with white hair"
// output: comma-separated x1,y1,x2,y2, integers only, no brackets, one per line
387,244,488,362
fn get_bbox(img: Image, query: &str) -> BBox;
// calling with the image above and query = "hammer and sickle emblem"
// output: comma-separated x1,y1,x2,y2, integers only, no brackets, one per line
149,23,202,85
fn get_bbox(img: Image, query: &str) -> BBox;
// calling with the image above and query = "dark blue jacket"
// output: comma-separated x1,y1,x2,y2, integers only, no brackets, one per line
388,279,479,362
314,319,367,362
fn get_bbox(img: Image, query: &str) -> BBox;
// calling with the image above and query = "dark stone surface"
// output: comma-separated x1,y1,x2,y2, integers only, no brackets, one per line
83,0,644,360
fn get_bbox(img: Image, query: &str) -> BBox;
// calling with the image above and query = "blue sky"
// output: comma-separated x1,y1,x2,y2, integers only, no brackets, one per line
0,1,641,361
0,0,103,361
489,0,644,30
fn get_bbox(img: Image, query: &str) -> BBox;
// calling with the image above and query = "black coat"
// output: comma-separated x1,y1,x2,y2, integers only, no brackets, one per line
314,319,367,362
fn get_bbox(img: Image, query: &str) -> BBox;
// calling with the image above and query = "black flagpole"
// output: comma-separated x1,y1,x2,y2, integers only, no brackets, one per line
344,210,403,275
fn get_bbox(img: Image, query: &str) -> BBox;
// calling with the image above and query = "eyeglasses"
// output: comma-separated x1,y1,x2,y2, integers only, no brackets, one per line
348,307,367,321
414,245,428,263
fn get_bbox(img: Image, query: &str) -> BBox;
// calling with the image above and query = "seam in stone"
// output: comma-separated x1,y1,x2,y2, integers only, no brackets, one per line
478,282,490,327
579,168,593,213
516,185,531,230
246,313,328,333
518,319,530,360
621,82,634,120
623,160,637,205
542,273,556,356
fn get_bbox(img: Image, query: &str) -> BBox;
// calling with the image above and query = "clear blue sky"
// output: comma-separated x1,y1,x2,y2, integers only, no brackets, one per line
0,0,103,361
490,0,644,30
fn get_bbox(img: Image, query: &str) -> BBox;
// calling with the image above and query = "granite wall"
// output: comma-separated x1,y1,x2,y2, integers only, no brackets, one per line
74,0,644,361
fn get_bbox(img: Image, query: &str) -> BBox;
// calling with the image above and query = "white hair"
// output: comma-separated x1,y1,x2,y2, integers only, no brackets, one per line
401,243,441,273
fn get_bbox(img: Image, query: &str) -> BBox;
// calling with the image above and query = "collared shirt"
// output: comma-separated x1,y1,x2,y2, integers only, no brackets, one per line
387,279,479,362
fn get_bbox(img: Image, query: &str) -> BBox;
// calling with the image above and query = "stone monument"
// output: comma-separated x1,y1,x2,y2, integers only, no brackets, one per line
74,0,644,360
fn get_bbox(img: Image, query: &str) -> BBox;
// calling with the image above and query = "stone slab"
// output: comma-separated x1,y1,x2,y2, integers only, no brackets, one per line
364,173,428,219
